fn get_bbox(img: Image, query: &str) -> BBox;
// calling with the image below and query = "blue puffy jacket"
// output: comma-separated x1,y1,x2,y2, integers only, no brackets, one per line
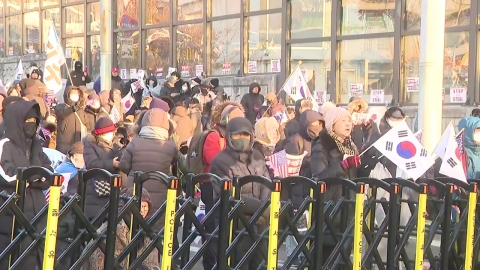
458,116,480,179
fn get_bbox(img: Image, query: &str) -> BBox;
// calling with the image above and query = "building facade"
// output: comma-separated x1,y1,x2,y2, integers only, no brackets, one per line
0,0,478,106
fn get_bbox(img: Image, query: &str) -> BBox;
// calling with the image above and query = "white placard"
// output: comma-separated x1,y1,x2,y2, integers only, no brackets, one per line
181,66,190,77
349,84,363,97
195,65,203,77
406,77,419,92
450,87,467,103
248,61,257,73
222,63,231,75
119,38,134,59
313,90,327,105
137,69,145,80
120,69,127,80
369,89,385,104
271,60,281,73
129,69,137,79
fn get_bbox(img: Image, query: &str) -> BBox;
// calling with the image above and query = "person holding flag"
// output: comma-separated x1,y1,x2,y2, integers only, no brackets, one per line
457,116,480,179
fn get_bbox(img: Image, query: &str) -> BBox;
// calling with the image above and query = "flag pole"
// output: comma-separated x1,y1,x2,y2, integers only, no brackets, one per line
51,22,74,87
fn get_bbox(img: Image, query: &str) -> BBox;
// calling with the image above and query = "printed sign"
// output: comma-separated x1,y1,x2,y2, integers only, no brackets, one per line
195,65,203,77
181,66,190,77
369,89,385,104
406,77,419,92
271,60,280,73
120,69,127,80
137,69,145,80
129,69,137,79
167,67,177,77
349,84,363,97
248,61,257,73
119,38,134,59
156,67,163,78
313,90,326,105
450,87,466,103
222,63,231,75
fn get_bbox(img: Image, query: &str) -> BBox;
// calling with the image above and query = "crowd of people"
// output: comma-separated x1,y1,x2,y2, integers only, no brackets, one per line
0,61,478,269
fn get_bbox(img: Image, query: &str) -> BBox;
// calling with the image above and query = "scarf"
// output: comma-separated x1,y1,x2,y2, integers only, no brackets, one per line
139,126,168,141
328,131,358,156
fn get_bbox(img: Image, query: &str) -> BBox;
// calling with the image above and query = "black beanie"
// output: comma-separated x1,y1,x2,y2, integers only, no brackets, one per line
192,77,201,85
94,117,116,135
210,78,219,88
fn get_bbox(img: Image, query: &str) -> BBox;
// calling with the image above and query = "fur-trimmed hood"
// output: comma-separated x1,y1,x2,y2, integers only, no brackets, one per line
347,96,368,113
42,121,57,133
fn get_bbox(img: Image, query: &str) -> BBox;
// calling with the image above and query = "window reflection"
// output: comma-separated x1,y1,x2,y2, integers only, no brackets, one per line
209,19,240,76
65,37,84,73
341,0,394,35
246,0,281,12
176,24,203,78
116,31,140,72
247,14,282,74
42,0,59,8
339,38,394,104
146,28,170,79
0,20,5,57
65,5,85,35
24,0,39,10
6,16,21,56
290,0,331,39
145,0,169,25
211,0,240,16
445,0,470,27
117,0,139,29
24,12,40,54
43,8,60,52
88,3,100,32
6,0,20,14
88,35,100,80
177,0,203,21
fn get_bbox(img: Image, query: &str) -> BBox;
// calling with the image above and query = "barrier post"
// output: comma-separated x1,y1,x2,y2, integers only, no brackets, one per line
353,182,365,270
127,171,144,268
70,169,86,267
217,179,232,270
103,175,123,269
414,184,427,270
440,183,454,270
314,182,326,270
464,183,477,270
181,173,195,267
387,183,400,268
267,180,281,270
42,174,63,270
10,167,28,267
161,177,179,270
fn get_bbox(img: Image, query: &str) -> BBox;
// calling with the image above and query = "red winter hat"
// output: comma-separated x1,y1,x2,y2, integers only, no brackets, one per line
94,117,116,135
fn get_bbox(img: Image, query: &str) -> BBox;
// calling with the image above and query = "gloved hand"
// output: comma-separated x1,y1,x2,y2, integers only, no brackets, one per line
340,155,361,171
72,104,79,112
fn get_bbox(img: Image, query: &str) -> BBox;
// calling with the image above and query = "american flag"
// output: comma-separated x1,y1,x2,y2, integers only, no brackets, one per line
41,127,51,138
44,189,50,202
455,130,467,177
45,89,56,108
109,106,121,124
267,150,289,178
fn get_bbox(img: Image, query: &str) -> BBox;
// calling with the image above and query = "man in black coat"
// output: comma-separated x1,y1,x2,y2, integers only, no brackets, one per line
240,82,264,125
67,61,91,87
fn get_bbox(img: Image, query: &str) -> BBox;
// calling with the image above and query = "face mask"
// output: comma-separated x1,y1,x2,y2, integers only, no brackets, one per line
23,122,37,138
387,119,403,128
307,125,322,139
100,132,115,142
70,94,79,102
474,133,480,144
149,82,154,88
182,86,188,91
230,138,251,152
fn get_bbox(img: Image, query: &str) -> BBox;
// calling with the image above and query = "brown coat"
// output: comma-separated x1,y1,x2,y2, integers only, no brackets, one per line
171,106,196,146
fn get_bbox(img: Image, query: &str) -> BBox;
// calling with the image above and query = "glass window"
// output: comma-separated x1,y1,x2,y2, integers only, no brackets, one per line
246,0,281,12
64,0,81,3
42,0,59,8
24,0,39,10
405,0,421,30
289,42,331,104
6,16,21,56
340,0,394,35
88,35,101,80
146,28,171,79
290,0,331,39
65,5,85,35
145,0,170,25
211,0,240,16
176,24,203,78
6,0,20,14
24,12,40,54
177,0,203,21
65,37,84,73
209,19,241,76
446,0,470,27
0,0,4,16
117,0,139,29
246,14,282,74
116,31,140,73
43,8,60,52
88,2,100,32
402,33,469,103
338,38,394,104
0,19,5,57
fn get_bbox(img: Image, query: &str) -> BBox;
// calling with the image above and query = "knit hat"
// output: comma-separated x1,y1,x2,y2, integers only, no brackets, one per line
141,108,170,130
324,107,352,132
94,117,116,135
149,97,170,112
210,78,219,88
320,101,336,116
68,141,84,155
254,117,280,146
192,77,201,85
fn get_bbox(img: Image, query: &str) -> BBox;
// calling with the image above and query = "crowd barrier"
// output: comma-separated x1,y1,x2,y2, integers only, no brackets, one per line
0,167,479,270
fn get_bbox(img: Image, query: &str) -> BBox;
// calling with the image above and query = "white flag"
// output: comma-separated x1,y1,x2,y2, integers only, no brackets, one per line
433,121,454,159
43,24,63,94
121,91,135,112
109,106,121,124
14,59,24,81
283,66,318,111
372,121,434,180
438,124,467,182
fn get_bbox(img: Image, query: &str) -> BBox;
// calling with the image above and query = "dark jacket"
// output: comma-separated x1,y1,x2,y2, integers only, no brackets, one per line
310,130,357,245
112,75,125,92
83,133,121,220
55,87,89,154
0,101,53,269
67,61,91,87
159,82,176,99
212,85,225,103
171,105,196,146
241,82,264,124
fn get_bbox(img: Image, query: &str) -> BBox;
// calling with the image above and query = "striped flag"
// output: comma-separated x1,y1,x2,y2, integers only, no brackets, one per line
109,106,121,124
44,189,50,202
455,129,467,177
267,150,288,178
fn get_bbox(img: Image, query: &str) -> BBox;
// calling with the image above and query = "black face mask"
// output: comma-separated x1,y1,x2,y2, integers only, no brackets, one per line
23,122,37,138
230,138,251,152
307,125,322,139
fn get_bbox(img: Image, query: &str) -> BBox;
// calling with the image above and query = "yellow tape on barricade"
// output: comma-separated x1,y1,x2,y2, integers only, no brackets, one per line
228,186,236,266
43,175,63,270
464,187,477,270
414,187,427,270
161,179,178,270
267,182,281,270
353,184,365,270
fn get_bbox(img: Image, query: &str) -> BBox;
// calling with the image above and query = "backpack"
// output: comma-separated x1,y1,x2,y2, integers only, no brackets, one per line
186,130,218,174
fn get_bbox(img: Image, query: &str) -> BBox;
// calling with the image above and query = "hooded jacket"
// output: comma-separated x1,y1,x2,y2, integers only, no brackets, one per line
0,101,53,269
55,87,89,154
22,79,48,118
0,86,7,122
112,74,125,92
56,160,84,195
119,108,177,232
84,93,109,132
458,117,480,179
67,61,91,87
240,82,265,125
171,105,196,146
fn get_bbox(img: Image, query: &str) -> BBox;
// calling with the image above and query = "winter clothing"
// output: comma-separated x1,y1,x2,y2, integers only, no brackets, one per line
189,106,203,134
94,117,116,135
347,96,368,114
56,160,83,195
320,101,336,116
111,75,125,92
67,61,91,87
55,87,89,154
159,81,176,99
240,82,264,124
458,117,480,179
119,108,177,232
210,78,225,103
149,97,170,112
21,79,48,118
93,77,101,94
0,96,24,138
0,101,53,269
84,92,109,129
324,107,351,133
196,90,213,114
171,105,196,146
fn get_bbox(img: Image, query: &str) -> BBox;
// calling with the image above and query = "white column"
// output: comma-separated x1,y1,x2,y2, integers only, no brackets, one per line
100,0,113,92
418,0,446,153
